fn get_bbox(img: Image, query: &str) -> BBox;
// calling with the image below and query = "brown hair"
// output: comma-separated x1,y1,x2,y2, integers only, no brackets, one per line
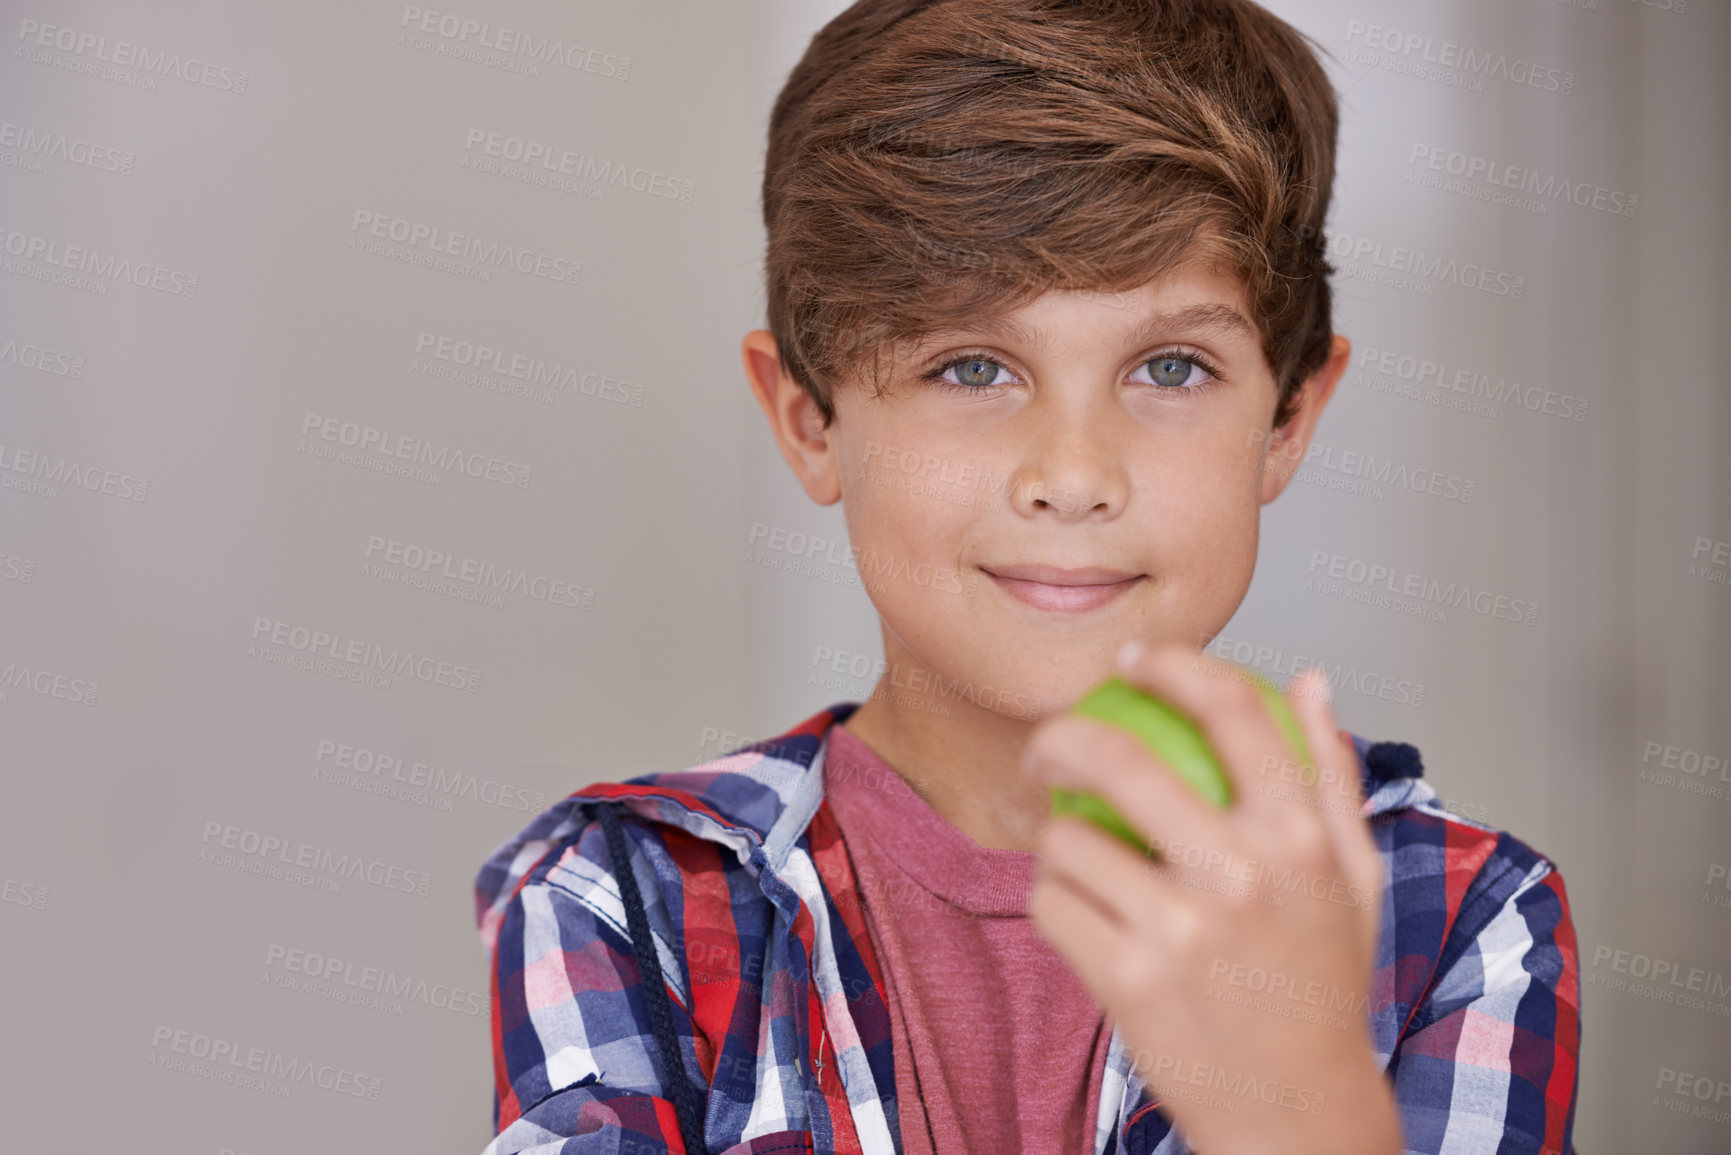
761,0,1339,430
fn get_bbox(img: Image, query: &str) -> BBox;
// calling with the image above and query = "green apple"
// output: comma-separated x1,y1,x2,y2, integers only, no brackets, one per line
1048,669,1312,856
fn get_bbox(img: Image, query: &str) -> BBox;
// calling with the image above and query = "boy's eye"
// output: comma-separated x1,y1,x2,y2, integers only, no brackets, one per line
927,350,1218,392
945,357,1006,388
1132,354,1212,390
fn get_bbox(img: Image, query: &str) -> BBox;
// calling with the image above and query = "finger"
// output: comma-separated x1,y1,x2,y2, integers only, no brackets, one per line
1284,668,1383,971
1268,666,1356,817
1024,858,1149,1011
1035,811,1177,932
1022,713,1236,862
1032,772,1259,924
1288,667,1384,901
1120,642,1313,821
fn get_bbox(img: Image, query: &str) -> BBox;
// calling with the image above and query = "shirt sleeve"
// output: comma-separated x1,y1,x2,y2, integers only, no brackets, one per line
482,817,703,1155
1388,857,1581,1155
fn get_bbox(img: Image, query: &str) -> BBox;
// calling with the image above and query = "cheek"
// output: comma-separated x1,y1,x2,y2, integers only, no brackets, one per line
1135,431,1265,582
1144,416,1264,510
841,430,988,558
1156,475,1258,561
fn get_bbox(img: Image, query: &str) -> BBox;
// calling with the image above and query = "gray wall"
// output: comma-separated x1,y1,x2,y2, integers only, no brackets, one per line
1,0,1725,1151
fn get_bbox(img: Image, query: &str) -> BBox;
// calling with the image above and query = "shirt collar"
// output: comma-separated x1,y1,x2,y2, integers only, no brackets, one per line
590,700,1431,858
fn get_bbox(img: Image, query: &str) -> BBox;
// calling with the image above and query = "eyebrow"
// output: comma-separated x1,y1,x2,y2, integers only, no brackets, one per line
917,302,1257,358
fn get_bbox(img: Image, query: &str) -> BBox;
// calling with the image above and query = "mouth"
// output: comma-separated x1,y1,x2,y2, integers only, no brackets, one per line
979,564,1146,613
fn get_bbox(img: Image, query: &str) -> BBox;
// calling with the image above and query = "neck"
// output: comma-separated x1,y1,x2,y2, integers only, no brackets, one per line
838,644,1052,853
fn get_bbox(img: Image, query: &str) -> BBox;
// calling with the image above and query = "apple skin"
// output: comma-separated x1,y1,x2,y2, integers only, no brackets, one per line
1048,670,1312,856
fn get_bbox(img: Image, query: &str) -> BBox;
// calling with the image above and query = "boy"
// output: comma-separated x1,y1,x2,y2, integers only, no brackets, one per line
473,1,1580,1152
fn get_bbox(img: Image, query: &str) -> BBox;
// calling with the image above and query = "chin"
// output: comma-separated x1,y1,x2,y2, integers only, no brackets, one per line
957,657,1102,724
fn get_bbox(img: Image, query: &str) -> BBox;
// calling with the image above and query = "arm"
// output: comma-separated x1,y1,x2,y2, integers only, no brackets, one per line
1388,858,1581,1155
483,813,705,1155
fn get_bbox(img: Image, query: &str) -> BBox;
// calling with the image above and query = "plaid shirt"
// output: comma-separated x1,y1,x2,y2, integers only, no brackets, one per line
474,700,1580,1154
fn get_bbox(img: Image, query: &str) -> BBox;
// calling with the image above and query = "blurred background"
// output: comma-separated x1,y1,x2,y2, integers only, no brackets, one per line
1,0,1727,1150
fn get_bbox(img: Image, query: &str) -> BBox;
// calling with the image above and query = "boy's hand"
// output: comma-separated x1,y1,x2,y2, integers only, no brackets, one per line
1020,640,1402,1155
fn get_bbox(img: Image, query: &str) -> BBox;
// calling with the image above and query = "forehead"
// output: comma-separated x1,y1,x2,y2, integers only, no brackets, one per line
907,261,1258,357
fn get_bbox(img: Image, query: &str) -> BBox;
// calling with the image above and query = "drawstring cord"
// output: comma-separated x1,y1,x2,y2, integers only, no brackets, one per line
598,801,709,1154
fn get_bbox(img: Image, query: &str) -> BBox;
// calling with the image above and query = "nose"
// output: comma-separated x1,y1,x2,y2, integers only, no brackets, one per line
1004,395,1131,521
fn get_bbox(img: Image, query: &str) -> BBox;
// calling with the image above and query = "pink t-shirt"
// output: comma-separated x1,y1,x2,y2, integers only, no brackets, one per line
821,721,1111,1155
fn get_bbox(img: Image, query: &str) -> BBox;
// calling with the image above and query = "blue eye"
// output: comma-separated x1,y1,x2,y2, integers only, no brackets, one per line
947,357,1003,388
1133,354,1212,390
922,355,1018,392
920,349,1220,395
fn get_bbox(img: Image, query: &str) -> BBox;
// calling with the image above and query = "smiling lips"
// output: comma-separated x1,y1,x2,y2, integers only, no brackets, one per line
982,564,1146,612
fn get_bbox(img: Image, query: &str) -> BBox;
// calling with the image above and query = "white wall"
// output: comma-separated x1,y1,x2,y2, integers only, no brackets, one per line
1,0,1725,1150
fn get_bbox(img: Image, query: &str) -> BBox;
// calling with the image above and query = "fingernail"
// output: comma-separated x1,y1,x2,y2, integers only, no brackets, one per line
1117,638,1145,672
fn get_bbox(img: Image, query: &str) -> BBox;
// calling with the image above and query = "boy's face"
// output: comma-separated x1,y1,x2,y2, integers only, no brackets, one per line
744,257,1348,721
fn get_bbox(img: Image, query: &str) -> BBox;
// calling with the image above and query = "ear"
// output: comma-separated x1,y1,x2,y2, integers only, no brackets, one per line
741,330,843,505
1259,334,1351,505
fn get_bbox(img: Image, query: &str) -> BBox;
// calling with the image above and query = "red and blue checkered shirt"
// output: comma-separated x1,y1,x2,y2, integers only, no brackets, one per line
473,701,1581,1154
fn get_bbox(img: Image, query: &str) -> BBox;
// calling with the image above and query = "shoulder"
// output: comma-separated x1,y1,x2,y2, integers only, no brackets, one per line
473,703,859,946
1372,784,1570,930
472,769,754,954
1356,739,1578,1048
1349,731,1569,915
